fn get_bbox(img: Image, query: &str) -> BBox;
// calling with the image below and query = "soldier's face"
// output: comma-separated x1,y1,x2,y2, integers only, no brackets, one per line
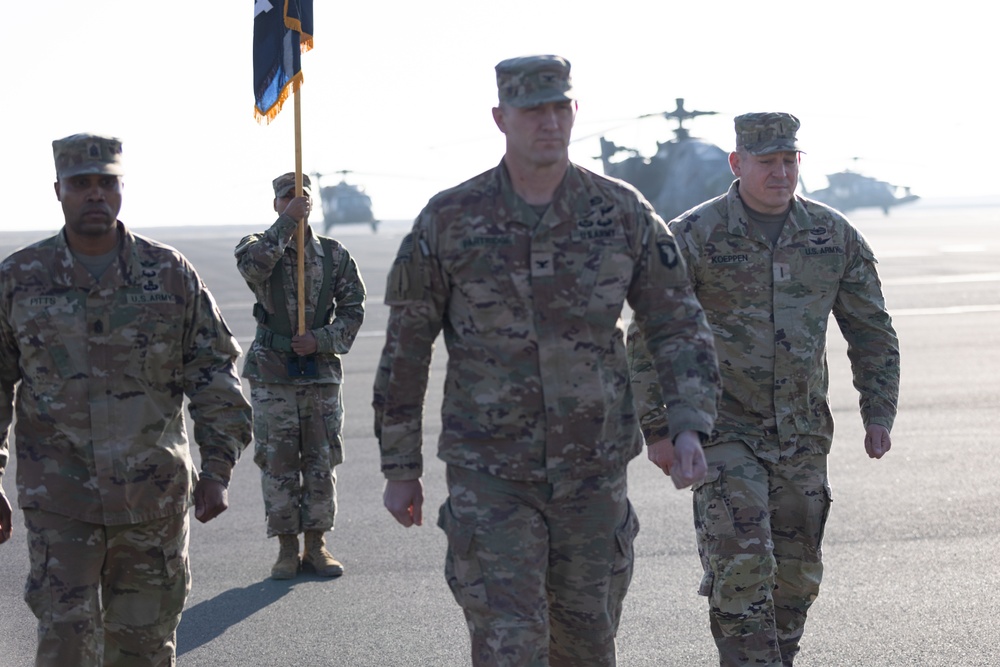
730,149,799,215
55,173,122,239
493,100,576,169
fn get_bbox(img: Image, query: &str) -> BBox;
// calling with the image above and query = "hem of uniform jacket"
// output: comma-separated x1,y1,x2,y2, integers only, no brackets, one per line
16,499,192,527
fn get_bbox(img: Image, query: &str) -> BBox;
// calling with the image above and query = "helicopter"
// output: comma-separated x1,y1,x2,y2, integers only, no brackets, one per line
799,161,919,215
598,98,735,222
598,100,921,220
310,170,379,233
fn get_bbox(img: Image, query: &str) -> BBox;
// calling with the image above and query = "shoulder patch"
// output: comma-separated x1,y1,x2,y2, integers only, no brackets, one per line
656,237,679,269
385,232,426,303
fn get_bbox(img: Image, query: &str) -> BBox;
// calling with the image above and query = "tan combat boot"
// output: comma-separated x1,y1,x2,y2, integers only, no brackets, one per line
270,534,300,580
302,530,344,577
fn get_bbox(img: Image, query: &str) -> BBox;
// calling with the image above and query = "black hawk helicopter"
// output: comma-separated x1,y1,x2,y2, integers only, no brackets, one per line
310,170,379,233
800,159,920,215
598,98,735,222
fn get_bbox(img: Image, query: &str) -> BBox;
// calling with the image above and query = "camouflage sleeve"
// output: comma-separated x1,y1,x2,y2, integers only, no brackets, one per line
833,229,900,431
182,269,253,486
627,211,719,441
314,248,366,355
233,214,298,285
0,286,19,478
626,316,671,442
372,219,446,480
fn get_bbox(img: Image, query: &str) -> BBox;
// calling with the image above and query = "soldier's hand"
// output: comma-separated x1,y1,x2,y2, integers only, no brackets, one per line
280,196,312,223
647,438,676,476
291,331,318,356
670,430,708,489
384,479,424,527
0,487,12,544
865,424,892,459
194,478,229,523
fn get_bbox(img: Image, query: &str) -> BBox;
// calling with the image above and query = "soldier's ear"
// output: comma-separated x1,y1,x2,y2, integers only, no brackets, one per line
54,181,62,202
492,106,506,134
728,151,741,177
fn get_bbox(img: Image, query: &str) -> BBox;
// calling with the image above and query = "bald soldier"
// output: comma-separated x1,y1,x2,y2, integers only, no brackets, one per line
373,55,721,665
0,133,253,666
628,113,900,666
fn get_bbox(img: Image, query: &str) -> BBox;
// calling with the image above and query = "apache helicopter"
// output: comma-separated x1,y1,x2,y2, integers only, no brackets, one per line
599,100,920,220
598,98,735,222
799,160,919,215
310,170,379,233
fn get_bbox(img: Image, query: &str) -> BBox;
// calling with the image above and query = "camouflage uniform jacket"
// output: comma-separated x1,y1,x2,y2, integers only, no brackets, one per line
235,214,366,384
373,160,720,482
0,222,252,525
630,181,900,462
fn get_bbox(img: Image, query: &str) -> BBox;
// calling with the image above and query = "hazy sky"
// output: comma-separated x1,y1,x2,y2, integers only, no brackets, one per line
1,1,994,232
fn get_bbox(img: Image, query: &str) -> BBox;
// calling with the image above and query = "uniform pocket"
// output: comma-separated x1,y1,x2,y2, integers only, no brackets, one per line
608,500,640,627
437,499,490,616
322,386,346,467
693,463,737,546
250,386,270,470
23,530,50,619
124,319,182,390
104,521,190,630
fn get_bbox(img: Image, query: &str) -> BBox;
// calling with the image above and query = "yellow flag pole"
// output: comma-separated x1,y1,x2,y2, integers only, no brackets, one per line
294,86,306,336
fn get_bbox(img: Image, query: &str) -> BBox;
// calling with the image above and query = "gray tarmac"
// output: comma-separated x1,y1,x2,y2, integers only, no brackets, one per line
1,201,998,666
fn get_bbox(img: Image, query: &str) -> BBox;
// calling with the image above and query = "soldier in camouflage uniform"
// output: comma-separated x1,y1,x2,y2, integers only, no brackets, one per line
235,173,365,579
372,55,721,666
0,133,253,667
628,113,900,666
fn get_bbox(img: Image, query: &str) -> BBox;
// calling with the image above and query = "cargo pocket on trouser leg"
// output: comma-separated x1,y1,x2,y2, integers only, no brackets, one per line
437,499,490,618
694,462,779,658
692,463,735,599
608,500,640,632
251,385,271,472
322,384,346,467
24,510,104,666
103,515,191,663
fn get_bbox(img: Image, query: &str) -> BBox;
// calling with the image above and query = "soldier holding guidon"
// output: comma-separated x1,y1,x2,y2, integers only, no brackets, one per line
235,172,365,580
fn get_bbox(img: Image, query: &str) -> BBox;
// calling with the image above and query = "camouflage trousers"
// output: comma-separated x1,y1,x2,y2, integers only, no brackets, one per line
251,382,345,538
438,465,639,667
23,508,190,667
693,441,831,667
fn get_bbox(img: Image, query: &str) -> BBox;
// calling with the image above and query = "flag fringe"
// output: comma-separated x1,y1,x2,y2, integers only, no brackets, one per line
253,72,304,125
284,0,313,52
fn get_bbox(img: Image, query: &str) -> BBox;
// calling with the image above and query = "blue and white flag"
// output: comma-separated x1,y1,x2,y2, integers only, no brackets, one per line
253,0,313,123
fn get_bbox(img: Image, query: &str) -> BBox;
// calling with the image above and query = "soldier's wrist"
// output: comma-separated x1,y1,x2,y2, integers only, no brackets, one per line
198,463,233,488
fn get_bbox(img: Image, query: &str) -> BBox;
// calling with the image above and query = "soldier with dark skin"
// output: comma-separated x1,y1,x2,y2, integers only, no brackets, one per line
629,113,899,666
374,55,720,666
0,133,252,667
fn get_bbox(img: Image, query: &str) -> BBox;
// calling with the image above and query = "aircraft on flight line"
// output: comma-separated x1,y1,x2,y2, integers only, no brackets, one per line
597,98,735,222
310,170,379,233
598,100,919,219
800,161,920,215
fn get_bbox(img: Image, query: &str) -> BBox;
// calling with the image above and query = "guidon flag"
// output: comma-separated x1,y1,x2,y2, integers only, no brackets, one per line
253,0,314,123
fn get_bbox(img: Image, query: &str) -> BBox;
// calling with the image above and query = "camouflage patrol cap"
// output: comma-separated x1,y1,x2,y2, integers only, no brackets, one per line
52,133,124,179
734,112,802,155
273,172,312,198
495,55,575,108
